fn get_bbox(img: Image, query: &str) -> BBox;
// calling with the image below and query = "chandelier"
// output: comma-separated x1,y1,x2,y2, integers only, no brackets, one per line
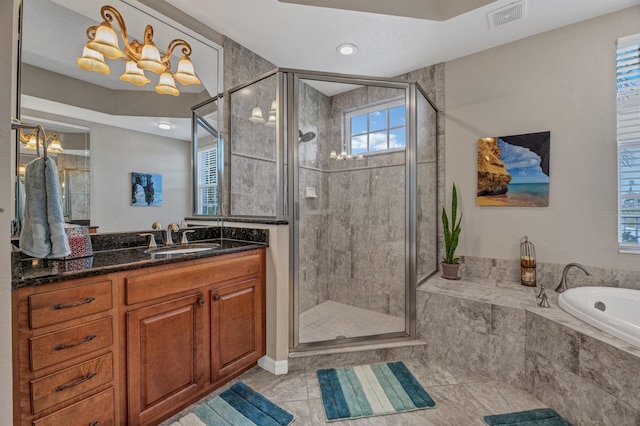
19,129,64,154
76,5,201,96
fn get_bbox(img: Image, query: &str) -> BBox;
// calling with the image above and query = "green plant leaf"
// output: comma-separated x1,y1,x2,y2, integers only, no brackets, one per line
442,183,462,264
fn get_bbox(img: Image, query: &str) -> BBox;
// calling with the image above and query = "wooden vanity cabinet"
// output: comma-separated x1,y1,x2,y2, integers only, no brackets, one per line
119,248,266,426
12,275,118,426
13,248,266,426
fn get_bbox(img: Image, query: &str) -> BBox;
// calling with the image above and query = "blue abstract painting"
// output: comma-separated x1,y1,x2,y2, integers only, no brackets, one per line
131,172,163,207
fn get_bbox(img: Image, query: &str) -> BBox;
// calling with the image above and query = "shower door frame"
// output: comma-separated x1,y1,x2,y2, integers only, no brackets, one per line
287,70,423,351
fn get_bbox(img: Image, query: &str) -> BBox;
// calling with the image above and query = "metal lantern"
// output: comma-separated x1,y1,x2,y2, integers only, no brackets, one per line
520,236,536,287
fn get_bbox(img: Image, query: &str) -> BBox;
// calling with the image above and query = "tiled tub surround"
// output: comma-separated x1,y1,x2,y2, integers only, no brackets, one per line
418,274,640,425
11,226,269,287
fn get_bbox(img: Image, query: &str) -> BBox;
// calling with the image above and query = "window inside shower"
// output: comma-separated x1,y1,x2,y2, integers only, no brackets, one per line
345,98,406,155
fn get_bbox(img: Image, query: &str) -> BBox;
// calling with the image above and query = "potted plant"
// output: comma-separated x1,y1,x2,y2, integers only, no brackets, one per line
441,183,462,279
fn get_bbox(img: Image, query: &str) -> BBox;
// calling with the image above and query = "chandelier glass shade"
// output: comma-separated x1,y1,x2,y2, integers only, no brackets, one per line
19,129,64,153
77,5,201,95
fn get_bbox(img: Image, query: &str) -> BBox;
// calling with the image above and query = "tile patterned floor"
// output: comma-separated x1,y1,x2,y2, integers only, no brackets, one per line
160,358,548,425
299,301,405,343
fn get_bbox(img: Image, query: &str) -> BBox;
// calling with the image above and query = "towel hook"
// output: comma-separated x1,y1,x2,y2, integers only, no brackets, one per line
10,118,48,159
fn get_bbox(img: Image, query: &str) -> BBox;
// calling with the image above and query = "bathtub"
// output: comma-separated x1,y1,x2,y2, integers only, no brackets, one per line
558,286,640,349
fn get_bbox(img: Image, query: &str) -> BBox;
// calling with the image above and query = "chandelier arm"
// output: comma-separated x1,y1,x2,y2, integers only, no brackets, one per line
100,5,137,60
86,26,97,41
163,39,193,66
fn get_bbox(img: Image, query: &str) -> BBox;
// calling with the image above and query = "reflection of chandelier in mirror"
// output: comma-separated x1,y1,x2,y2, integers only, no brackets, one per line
76,5,200,96
19,129,64,153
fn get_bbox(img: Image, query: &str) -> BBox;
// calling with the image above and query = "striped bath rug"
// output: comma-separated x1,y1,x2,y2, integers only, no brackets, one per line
317,361,436,421
171,382,294,426
483,408,572,425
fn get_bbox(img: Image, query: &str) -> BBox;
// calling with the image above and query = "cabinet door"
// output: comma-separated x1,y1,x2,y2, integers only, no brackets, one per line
127,293,206,426
211,276,265,381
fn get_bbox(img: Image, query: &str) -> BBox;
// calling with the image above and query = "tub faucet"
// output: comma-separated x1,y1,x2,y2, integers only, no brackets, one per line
165,223,179,246
555,263,593,293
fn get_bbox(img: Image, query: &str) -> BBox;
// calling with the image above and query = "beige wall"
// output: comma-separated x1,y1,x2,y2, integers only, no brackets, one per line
90,124,191,232
445,5,640,271
1,1,18,421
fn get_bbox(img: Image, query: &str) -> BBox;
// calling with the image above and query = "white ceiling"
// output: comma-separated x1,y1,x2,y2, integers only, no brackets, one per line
167,0,640,79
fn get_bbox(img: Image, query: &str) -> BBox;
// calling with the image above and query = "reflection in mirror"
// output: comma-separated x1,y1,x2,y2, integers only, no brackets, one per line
192,97,222,216
18,0,223,233
14,117,90,237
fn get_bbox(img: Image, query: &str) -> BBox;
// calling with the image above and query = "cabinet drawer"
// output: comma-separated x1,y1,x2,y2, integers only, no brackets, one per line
125,252,262,305
32,387,114,426
30,353,113,414
29,317,113,371
29,280,113,329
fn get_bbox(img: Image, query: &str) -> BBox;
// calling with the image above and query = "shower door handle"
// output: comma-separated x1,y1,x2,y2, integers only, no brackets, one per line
295,202,299,220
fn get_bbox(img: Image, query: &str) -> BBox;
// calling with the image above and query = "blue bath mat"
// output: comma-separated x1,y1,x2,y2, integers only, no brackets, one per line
317,361,436,422
483,408,572,425
174,382,294,425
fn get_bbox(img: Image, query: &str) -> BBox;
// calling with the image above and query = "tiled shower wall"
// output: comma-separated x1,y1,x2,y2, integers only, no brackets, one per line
297,71,441,319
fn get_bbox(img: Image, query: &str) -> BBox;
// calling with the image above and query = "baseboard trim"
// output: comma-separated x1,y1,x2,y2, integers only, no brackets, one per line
258,356,288,375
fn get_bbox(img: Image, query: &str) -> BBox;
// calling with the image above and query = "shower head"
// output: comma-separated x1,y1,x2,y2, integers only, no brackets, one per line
298,129,316,143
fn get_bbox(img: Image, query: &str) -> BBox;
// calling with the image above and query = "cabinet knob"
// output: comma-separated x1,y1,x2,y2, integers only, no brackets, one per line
198,299,205,306
213,295,221,301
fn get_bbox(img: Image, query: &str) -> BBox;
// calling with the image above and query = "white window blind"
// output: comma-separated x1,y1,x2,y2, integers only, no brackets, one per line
197,147,218,215
617,34,640,252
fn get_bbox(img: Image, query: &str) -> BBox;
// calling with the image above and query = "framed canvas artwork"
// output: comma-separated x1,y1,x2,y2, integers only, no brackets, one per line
477,131,550,207
131,172,163,207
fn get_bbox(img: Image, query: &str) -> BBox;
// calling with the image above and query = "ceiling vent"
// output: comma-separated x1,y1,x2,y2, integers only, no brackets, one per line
488,0,526,29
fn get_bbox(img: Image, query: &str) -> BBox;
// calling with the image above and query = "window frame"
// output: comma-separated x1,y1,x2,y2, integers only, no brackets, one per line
344,97,406,156
616,33,640,253
196,145,218,215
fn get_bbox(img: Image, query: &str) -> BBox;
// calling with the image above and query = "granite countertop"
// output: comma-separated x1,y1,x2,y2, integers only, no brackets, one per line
12,238,267,289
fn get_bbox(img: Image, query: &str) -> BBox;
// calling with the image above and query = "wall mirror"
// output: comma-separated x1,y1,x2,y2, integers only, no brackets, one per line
17,0,223,233
192,96,223,216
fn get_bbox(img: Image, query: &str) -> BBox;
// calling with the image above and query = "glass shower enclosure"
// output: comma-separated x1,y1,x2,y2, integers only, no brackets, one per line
225,69,438,351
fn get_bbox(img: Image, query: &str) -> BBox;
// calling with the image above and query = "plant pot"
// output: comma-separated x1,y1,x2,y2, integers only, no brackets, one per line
441,262,461,280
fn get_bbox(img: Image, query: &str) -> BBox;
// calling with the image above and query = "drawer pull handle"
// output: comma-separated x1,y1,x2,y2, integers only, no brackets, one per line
53,372,97,392
52,297,96,310
89,421,100,426
54,334,96,351
213,295,221,301
198,298,205,306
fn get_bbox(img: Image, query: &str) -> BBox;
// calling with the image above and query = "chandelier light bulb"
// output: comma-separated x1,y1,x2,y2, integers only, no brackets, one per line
120,61,150,86
173,56,201,85
155,72,179,96
76,46,110,75
87,22,125,60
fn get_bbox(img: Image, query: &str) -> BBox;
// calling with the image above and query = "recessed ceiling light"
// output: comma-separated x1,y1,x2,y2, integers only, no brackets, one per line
336,43,358,56
157,122,173,130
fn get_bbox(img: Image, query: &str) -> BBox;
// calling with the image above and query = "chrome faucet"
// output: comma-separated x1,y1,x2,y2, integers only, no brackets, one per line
555,263,593,293
181,230,195,245
165,223,179,246
139,233,157,249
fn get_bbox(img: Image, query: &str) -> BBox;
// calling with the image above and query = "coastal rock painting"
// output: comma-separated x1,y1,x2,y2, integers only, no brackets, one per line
477,131,550,207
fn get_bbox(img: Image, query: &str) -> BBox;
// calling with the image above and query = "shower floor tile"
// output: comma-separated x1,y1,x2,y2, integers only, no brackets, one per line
299,300,405,343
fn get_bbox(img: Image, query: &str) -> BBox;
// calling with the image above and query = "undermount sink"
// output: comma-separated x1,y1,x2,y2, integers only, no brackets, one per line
146,243,220,257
